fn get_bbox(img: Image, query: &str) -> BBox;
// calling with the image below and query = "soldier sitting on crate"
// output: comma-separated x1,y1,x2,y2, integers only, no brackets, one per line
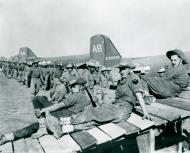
99,66,114,104
141,49,189,99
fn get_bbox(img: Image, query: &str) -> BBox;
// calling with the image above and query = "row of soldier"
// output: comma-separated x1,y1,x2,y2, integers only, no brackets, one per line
0,48,189,146
0,58,173,104
0,59,118,103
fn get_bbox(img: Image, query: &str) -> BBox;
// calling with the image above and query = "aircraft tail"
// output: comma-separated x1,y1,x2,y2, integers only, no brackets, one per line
90,34,121,67
18,47,37,62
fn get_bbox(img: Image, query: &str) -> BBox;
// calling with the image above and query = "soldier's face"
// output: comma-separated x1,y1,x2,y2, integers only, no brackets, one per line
120,69,130,78
68,68,72,72
89,67,95,73
170,55,182,67
34,63,38,67
71,85,80,93
102,71,106,75
159,72,165,77
53,78,59,84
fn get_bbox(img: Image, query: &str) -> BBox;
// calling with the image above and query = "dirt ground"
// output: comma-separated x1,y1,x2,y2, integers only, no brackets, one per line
0,72,37,134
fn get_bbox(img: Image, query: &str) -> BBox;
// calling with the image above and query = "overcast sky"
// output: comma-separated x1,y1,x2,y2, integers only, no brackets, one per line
0,0,190,58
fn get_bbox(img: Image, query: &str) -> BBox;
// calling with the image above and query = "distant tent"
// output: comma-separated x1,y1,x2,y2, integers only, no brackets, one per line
18,47,37,62
90,34,122,67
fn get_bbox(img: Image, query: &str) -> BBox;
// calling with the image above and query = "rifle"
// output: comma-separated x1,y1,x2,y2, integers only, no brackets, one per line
72,62,97,107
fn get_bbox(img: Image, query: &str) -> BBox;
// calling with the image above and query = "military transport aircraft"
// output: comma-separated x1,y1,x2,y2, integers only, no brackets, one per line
11,34,190,76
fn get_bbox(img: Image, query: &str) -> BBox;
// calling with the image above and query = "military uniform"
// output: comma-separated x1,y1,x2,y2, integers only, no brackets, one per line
33,90,91,119
93,71,101,91
40,67,50,90
142,64,189,98
70,72,143,127
50,81,67,103
45,67,51,90
48,67,55,88
30,66,41,95
87,72,95,90
61,70,77,83
24,65,31,87
13,64,18,79
17,64,24,82
100,72,115,104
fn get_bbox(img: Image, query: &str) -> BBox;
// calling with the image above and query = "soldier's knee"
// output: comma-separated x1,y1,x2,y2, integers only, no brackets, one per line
30,122,40,130
32,96,40,105
32,96,38,102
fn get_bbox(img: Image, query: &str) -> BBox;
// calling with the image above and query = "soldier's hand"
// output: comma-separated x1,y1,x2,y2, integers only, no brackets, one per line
35,109,42,118
49,98,53,102
139,89,149,97
60,117,71,125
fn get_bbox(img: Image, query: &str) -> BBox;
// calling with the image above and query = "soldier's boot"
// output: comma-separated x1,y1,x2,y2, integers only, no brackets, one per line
0,133,14,146
0,135,6,146
45,112,63,139
31,118,48,139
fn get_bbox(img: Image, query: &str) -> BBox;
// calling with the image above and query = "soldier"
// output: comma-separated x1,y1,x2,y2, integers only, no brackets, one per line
17,62,23,82
93,62,102,97
75,62,92,90
22,61,28,85
0,61,2,70
5,62,9,77
9,62,14,78
21,62,26,83
1,61,6,75
100,67,115,104
6,61,10,78
61,64,78,83
48,72,68,104
44,62,52,90
100,67,113,89
30,60,41,96
48,63,55,89
157,67,166,78
49,63,62,92
86,61,97,94
106,67,114,86
12,61,18,79
33,77,89,119
141,49,189,98
26,61,32,87
40,62,48,90
5,61,10,78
